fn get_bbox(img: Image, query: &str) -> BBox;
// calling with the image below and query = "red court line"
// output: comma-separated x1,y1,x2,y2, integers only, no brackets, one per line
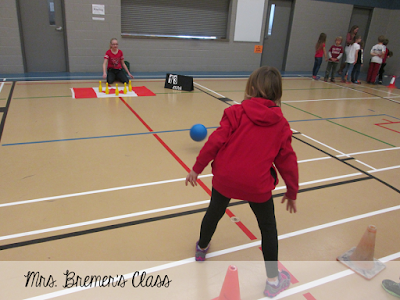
303,292,317,300
256,249,299,283
375,119,400,134
278,261,299,284
119,97,257,241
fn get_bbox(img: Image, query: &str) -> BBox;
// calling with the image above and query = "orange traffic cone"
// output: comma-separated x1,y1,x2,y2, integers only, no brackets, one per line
212,265,241,300
337,225,386,279
388,76,397,88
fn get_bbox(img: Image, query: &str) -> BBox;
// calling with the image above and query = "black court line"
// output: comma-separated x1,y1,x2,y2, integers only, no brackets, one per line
340,157,356,161
0,176,371,251
0,81,15,142
194,86,234,106
292,135,400,195
195,80,400,195
217,97,235,103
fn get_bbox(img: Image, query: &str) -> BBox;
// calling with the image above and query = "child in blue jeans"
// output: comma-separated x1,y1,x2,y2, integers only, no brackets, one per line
312,33,327,80
341,35,361,83
186,66,299,298
351,40,364,84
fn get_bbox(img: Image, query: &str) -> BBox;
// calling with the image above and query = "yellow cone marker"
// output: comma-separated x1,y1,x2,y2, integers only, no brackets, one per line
115,84,119,96
128,80,132,92
99,81,102,92
105,82,109,94
124,82,127,94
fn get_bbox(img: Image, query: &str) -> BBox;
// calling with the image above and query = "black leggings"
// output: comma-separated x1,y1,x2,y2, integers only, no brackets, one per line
198,188,279,278
107,68,129,84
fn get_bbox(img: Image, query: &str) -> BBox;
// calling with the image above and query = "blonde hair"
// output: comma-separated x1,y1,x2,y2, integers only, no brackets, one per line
336,36,343,42
378,35,385,43
244,66,282,106
109,38,118,49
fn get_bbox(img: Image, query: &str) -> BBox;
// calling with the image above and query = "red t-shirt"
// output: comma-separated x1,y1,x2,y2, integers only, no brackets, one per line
104,49,124,69
315,43,325,57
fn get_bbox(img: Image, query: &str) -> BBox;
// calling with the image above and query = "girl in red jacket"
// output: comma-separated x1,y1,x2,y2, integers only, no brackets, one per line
186,66,299,298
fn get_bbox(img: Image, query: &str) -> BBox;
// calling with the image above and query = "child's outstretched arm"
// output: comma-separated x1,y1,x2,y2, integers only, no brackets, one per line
102,58,108,79
185,170,199,187
122,61,134,79
281,195,297,213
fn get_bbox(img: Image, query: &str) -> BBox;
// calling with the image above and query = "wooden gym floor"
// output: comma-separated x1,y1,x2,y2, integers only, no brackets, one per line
0,75,399,299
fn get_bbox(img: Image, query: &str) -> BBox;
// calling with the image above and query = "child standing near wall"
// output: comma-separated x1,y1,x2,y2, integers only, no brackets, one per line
185,66,299,298
351,40,364,84
341,35,361,84
378,39,391,84
102,38,134,84
338,25,359,75
366,35,386,84
312,33,327,80
324,36,344,82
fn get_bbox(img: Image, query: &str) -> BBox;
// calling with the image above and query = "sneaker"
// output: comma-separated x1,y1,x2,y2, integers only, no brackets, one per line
324,78,328,82
353,81,361,84
382,279,400,298
312,76,317,80
341,79,346,83
264,270,291,298
330,79,336,83
378,81,383,84
195,241,210,261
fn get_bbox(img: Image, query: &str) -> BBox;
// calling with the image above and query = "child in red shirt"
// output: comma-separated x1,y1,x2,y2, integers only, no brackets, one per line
102,38,133,84
324,36,344,82
186,66,299,298
312,33,327,80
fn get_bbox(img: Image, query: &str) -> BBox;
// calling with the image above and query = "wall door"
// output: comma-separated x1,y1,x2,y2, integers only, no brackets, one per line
349,6,372,46
18,0,67,72
261,0,293,71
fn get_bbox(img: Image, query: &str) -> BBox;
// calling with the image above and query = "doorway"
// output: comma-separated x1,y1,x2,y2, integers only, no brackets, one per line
260,0,293,71
349,6,372,46
18,0,68,72
348,6,372,73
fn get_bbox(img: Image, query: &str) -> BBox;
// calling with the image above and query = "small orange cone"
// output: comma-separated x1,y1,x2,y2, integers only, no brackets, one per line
212,265,241,300
337,225,386,279
388,76,397,88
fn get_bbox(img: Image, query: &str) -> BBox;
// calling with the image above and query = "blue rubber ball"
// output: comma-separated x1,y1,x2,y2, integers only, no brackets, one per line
190,124,208,142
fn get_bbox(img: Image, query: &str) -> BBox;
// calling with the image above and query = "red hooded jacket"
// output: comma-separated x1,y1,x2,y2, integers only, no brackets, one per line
192,97,299,203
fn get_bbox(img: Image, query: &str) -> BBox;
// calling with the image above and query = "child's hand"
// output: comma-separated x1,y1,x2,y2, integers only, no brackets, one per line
185,170,199,187
281,195,297,213
103,73,107,79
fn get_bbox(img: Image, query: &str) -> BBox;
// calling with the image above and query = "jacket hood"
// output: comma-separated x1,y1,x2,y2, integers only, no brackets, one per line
241,97,282,126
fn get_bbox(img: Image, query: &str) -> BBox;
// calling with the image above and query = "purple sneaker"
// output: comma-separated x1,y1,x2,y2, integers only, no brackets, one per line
264,270,291,298
195,241,210,261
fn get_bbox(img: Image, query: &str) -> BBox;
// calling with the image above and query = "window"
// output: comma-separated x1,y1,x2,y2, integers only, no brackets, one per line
121,0,231,40
267,4,275,36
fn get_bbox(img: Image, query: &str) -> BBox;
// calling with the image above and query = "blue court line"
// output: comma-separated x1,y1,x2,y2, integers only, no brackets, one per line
0,113,394,146
1,128,218,146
